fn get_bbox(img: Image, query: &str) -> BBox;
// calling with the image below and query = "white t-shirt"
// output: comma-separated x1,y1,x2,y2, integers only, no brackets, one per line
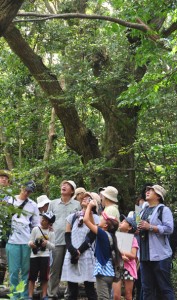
7,196,40,244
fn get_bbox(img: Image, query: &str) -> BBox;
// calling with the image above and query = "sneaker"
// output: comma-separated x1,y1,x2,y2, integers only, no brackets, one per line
42,297,48,300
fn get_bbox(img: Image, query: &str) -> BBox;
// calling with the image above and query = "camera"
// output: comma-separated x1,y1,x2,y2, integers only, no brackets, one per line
32,238,46,255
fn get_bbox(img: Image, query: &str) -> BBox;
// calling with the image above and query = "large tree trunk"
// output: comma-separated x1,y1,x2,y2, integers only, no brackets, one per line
3,24,140,211
3,24,101,164
91,89,139,212
0,0,24,36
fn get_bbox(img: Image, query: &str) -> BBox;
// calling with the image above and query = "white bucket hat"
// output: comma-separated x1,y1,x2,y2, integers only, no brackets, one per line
37,195,51,208
101,186,118,203
65,180,76,191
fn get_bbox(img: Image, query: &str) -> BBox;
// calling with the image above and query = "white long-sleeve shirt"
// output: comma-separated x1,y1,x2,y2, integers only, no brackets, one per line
29,226,55,258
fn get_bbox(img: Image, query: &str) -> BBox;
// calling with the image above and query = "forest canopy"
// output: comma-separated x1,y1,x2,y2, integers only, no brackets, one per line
0,0,177,213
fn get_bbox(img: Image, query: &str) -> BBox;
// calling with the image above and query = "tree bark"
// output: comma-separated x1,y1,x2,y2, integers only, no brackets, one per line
0,0,24,36
3,24,101,164
43,108,56,161
3,23,144,211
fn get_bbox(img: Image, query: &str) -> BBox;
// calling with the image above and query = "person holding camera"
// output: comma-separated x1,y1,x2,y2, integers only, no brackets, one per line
28,212,55,300
61,192,100,300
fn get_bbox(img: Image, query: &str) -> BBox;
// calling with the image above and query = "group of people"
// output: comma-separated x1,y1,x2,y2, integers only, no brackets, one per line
0,169,175,300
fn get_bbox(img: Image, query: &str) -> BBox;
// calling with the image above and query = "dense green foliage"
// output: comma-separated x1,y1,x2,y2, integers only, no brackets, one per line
0,0,177,212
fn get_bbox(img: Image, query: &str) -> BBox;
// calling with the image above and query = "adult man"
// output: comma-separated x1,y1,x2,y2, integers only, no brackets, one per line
138,184,174,300
47,180,80,300
5,180,40,299
0,170,12,286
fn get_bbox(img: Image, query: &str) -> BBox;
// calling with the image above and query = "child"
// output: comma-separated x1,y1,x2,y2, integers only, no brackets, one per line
83,199,120,300
28,212,55,300
113,214,139,300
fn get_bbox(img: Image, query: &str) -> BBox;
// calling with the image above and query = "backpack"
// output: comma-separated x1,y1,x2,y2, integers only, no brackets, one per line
106,231,123,282
157,206,177,259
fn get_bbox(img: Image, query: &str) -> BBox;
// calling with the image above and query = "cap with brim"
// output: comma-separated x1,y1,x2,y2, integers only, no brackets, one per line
146,185,166,201
101,186,118,203
37,195,51,208
120,214,137,233
42,212,56,224
23,180,36,193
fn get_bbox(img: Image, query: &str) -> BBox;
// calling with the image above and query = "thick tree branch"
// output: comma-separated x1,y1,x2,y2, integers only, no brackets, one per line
0,0,24,36
162,21,177,37
15,12,147,32
15,12,173,49
3,24,101,163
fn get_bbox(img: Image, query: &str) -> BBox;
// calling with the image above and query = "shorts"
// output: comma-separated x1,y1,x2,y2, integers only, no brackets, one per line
29,257,50,282
121,269,134,281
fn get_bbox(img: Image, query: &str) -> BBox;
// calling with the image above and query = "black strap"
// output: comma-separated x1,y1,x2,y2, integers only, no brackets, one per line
38,226,48,240
71,212,78,228
18,198,28,209
16,198,29,218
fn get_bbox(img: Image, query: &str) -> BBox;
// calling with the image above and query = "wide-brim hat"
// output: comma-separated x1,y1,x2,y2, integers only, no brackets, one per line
37,195,51,208
101,186,118,203
146,185,166,201
83,191,100,213
74,187,86,198
120,214,137,233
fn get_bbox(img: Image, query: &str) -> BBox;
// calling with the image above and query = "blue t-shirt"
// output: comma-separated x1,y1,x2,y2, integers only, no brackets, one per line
94,227,114,277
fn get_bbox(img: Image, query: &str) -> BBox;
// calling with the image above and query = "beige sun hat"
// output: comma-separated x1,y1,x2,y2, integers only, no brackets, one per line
74,187,86,198
90,192,101,205
147,185,166,201
101,186,118,203
37,195,51,208
83,191,101,212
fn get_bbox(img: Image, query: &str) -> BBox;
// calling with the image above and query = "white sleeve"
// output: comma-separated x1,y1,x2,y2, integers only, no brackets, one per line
31,205,40,228
46,232,55,250
28,227,37,246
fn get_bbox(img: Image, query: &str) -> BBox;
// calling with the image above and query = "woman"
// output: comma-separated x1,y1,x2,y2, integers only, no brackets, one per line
61,192,100,300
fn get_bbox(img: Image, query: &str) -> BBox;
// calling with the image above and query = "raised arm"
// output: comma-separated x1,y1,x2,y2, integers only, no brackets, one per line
83,200,98,235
